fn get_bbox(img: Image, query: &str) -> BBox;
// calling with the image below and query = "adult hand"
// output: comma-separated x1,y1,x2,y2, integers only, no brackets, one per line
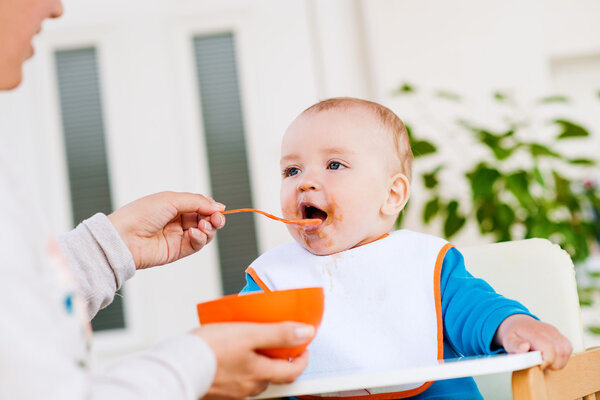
196,322,314,400
108,191,226,270
494,314,573,370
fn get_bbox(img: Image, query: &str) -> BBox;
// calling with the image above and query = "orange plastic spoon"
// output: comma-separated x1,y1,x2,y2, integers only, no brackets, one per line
221,208,321,226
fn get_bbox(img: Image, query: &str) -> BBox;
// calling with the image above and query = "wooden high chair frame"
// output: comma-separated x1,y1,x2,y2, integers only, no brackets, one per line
512,347,600,400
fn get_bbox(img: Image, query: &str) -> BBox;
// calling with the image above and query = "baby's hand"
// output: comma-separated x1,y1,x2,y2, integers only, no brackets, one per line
494,314,573,370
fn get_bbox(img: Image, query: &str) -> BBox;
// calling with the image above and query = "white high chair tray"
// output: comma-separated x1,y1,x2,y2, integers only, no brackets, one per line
253,351,542,399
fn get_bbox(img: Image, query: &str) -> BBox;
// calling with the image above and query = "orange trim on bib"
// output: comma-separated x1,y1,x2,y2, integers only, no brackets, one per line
298,381,433,400
246,267,271,292
358,233,390,247
435,243,453,361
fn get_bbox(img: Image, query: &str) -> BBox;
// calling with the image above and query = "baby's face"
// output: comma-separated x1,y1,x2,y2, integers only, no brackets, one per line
280,107,396,255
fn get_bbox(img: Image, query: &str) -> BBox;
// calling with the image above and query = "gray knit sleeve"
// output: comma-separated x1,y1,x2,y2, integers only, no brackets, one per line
58,213,136,319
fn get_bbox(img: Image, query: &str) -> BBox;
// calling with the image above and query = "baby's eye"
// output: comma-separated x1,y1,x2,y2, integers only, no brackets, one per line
327,161,344,170
284,167,300,177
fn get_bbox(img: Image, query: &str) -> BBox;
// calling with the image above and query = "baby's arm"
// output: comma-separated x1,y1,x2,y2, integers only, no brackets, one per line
441,247,536,356
494,313,572,369
441,247,572,369
240,273,264,293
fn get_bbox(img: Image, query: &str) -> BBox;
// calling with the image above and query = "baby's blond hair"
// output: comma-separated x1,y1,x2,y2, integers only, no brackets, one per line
302,97,413,181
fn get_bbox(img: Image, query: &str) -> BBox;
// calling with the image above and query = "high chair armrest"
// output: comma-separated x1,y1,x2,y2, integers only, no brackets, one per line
512,347,600,400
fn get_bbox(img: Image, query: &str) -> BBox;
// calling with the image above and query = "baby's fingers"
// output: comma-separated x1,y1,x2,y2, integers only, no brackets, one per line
503,334,531,354
546,338,572,370
528,333,572,370
529,337,557,370
539,346,556,370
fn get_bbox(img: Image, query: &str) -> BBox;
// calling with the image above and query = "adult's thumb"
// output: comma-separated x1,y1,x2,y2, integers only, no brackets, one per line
246,322,315,349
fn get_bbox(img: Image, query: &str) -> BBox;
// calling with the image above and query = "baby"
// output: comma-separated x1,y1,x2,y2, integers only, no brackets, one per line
240,98,572,399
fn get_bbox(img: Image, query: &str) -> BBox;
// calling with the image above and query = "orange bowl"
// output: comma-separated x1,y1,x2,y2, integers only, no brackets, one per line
197,287,324,359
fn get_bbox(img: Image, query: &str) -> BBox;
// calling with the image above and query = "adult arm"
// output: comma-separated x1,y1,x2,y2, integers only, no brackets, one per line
58,213,135,319
0,217,215,400
55,192,312,399
59,191,225,319
0,262,309,400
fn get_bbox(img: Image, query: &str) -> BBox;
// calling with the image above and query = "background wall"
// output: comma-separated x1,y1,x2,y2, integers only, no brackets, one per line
0,0,598,365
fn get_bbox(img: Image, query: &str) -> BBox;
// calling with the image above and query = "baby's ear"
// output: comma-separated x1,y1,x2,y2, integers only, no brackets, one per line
381,173,410,216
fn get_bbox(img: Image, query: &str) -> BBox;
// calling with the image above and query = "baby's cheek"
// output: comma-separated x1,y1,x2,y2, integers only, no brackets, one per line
281,202,296,219
285,224,298,238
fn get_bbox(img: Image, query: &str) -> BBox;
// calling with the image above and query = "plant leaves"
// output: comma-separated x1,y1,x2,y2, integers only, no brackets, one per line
396,83,415,94
435,90,461,102
411,140,437,157
554,119,590,139
444,200,466,238
423,197,440,223
553,171,572,202
492,146,518,161
538,95,569,104
423,166,443,189
568,158,596,166
533,165,545,187
423,173,438,189
552,171,581,214
526,213,554,239
394,85,598,263
587,326,600,334
579,287,597,307
395,200,409,228
506,171,535,209
466,127,518,160
467,163,501,199
494,92,509,102
495,203,515,241
528,143,562,159
406,125,437,157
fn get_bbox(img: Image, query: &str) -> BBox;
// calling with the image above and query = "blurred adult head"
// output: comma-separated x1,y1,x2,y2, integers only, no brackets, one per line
0,0,63,90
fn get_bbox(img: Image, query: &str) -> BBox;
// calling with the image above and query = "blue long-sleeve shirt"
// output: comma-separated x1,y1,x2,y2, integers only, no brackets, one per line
240,247,534,399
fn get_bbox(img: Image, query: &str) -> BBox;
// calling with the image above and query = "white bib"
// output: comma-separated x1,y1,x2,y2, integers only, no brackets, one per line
247,230,452,400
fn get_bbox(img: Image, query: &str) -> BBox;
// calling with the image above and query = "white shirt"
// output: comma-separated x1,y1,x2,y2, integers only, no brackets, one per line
0,149,216,399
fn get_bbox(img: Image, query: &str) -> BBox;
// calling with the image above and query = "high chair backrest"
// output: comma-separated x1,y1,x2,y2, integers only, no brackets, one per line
459,238,585,399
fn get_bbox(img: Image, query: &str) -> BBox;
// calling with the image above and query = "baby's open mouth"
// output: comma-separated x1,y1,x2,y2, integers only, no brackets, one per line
301,204,328,230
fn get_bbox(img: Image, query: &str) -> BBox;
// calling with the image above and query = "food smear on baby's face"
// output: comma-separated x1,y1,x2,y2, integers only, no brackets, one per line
279,106,396,256
290,203,332,247
300,203,328,233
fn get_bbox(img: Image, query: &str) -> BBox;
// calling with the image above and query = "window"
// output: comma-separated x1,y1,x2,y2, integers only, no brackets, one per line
55,47,125,331
192,33,259,294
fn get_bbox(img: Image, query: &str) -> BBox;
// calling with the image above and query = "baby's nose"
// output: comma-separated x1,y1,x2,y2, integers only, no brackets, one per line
297,176,320,192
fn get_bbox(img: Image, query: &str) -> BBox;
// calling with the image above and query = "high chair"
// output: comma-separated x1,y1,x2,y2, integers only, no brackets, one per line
460,238,587,399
